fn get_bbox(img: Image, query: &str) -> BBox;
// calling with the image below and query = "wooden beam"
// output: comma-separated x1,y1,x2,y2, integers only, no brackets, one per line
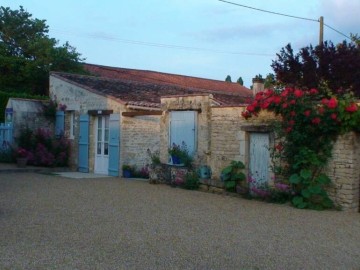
122,111,163,117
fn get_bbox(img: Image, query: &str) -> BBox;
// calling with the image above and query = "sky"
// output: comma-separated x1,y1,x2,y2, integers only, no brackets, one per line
2,0,359,88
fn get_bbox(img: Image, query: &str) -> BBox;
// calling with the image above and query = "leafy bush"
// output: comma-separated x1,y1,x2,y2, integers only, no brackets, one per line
184,171,200,190
221,161,246,192
17,128,70,167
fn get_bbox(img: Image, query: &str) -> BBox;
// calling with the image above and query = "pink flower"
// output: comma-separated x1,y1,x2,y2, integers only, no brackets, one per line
309,88,318,95
312,117,321,125
327,97,338,109
345,103,358,113
294,89,303,98
304,110,311,117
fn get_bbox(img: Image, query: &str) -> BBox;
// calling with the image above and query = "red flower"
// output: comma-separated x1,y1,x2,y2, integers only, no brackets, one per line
290,111,296,117
294,89,303,98
261,102,270,109
309,88,318,95
290,100,296,105
241,111,251,119
275,143,283,151
286,127,292,133
345,103,358,113
321,98,329,105
273,96,281,104
327,97,338,109
282,103,288,109
288,120,295,126
247,104,255,112
304,110,311,117
311,117,321,125
318,107,325,114
330,113,337,120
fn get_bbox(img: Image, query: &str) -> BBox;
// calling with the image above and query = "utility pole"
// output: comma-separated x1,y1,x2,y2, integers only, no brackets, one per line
319,16,324,45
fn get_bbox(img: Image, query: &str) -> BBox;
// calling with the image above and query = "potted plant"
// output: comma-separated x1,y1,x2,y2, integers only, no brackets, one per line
168,142,193,167
221,160,246,192
16,147,28,168
122,164,133,178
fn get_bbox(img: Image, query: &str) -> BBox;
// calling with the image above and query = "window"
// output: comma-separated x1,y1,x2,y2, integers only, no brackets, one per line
170,111,197,155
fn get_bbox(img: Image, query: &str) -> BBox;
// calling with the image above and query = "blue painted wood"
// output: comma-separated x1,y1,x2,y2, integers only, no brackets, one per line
55,111,65,137
249,133,270,188
0,123,13,147
78,114,89,173
108,114,120,176
170,111,196,155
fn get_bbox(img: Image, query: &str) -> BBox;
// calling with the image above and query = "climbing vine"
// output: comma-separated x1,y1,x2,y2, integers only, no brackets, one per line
242,87,360,209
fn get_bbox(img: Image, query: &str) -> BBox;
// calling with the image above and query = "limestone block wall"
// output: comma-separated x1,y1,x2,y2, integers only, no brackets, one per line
210,107,247,181
326,132,360,212
121,115,161,171
160,95,211,166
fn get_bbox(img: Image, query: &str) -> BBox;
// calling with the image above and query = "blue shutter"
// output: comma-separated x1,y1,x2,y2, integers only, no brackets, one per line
108,114,120,176
78,114,89,173
170,111,196,155
55,111,65,137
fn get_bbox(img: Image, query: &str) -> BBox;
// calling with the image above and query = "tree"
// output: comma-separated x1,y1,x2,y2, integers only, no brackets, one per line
0,6,85,95
225,75,232,82
271,41,360,96
264,73,275,89
236,76,243,85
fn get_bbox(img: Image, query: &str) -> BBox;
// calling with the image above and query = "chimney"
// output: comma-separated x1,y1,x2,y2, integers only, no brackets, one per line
252,77,265,96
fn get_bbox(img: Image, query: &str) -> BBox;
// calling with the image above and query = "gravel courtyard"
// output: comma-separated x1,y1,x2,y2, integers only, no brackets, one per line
0,172,359,269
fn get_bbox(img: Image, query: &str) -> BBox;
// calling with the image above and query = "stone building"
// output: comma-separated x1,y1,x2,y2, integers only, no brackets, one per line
49,64,359,212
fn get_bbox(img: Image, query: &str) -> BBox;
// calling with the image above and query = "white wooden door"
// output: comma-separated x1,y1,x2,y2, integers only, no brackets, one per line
249,133,270,188
94,116,109,174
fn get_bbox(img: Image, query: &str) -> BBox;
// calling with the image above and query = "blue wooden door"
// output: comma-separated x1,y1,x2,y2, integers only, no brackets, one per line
249,133,270,188
170,111,196,155
78,114,89,172
55,111,65,137
108,114,120,176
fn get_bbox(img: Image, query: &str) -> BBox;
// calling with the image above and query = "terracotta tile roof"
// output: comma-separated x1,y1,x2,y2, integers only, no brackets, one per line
51,71,252,108
83,63,252,97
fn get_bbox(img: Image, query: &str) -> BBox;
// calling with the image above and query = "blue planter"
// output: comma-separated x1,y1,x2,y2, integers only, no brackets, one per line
123,170,132,178
171,155,181,165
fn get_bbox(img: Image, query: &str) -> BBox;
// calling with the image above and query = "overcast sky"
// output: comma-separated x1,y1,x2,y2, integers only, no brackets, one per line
2,0,359,87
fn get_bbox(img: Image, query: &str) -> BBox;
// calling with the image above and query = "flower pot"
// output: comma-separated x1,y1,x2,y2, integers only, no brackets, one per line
123,169,132,178
16,158,28,168
171,155,181,165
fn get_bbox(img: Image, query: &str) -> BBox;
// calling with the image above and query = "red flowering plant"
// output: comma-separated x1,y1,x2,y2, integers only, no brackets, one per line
16,148,28,158
242,87,360,210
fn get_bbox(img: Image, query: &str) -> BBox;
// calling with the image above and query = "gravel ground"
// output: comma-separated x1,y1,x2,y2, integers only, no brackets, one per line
0,172,360,270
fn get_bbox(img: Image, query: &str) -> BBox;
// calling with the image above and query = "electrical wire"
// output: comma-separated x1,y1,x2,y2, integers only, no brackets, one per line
217,0,318,22
51,28,274,57
218,0,352,40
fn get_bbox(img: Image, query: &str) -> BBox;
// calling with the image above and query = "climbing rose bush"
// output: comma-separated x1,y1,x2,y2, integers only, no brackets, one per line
242,87,360,209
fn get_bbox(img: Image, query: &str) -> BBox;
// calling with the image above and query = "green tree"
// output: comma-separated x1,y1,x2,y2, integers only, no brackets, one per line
0,6,85,95
264,73,275,88
225,75,232,82
236,76,244,85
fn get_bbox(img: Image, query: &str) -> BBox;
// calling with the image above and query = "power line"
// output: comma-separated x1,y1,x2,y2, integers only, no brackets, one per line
324,23,351,40
51,28,274,57
218,0,352,41
217,0,318,22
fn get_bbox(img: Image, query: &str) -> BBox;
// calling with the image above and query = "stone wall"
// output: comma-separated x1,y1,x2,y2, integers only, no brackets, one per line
6,98,54,143
326,132,360,212
121,115,161,170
